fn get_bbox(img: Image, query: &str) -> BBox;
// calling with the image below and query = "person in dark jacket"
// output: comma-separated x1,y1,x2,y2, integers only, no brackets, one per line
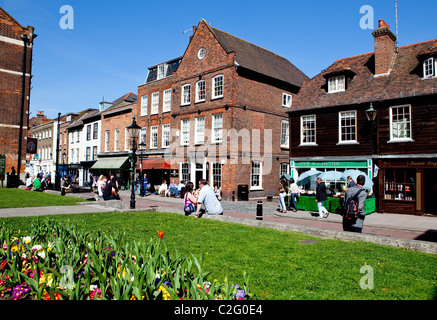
343,175,368,233
315,177,329,219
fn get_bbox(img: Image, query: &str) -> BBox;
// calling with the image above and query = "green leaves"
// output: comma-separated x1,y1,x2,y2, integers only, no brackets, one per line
0,219,252,300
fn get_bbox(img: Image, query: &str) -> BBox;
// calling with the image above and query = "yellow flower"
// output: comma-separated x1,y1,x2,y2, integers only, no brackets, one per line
158,286,171,300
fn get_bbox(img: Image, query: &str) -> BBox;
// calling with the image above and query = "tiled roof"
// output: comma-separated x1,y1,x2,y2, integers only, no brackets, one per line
294,39,437,112
206,22,309,88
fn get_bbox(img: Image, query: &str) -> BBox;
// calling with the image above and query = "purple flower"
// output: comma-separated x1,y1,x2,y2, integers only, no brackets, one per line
236,289,246,300
12,283,31,300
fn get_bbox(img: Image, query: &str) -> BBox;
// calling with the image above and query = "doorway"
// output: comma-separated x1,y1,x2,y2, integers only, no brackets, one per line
195,163,203,189
423,169,437,215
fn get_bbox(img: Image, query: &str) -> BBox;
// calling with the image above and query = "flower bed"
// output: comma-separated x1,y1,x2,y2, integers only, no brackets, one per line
0,219,252,300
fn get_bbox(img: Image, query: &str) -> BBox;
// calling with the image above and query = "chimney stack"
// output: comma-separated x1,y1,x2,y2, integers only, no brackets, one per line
372,19,397,76
189,25,197,43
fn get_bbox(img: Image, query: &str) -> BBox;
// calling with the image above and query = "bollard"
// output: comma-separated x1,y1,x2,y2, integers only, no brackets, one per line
256,200,263,220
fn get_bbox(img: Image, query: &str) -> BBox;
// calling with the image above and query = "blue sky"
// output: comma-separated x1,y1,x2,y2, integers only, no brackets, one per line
2,0,437,119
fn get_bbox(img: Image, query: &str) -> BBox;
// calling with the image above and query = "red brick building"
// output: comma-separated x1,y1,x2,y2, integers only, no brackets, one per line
0,7,35,184
290,20,437,215
133,19,308,200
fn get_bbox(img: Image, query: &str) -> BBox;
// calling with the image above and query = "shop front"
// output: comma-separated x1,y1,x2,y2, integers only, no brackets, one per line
90,155,131,190
290,159,372,191
377,159,437,216
289,159,376,214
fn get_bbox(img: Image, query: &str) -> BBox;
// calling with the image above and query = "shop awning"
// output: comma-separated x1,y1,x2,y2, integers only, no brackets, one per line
140,159,171,170
90,156,129,170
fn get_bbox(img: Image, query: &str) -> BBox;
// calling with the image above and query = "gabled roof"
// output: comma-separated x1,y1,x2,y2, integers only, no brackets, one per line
204,20,309,88
101,92,138,115
68,108,98,129
294,39,437,112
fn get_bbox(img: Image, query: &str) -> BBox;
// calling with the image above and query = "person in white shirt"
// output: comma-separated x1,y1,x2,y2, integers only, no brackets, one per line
195,179,223,218
158,180,168,195
288,178,300,212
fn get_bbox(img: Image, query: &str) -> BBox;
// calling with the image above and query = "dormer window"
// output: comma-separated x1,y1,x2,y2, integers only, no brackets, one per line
328,75,346,93
423,57,435,78
157,64,168,80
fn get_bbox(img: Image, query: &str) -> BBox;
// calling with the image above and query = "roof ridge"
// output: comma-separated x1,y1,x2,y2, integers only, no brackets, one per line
209,25,291,61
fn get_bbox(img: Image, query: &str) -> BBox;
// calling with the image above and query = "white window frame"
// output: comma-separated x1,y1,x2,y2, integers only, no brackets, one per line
114,129,120,151
151,92,159,115
139,128,147,149
280,163,289,176
181,84,191,106
282,93,292,108
389,105,413,142
338,111,358,144
211,162,222,189
105,131,110,152
157,63,167,80
141,95,148,116
212,75,224,99
195,116,205,145
300,115,317,146
162,89,171,113
328,75,346,93
280,120,289,148
162,124,170,148
181,119,190,146
150,126,158,149
212,113,223,143
124,128,130,151
196,80,206,102
250,161,263,190
423,57,435,79
180,162,190,183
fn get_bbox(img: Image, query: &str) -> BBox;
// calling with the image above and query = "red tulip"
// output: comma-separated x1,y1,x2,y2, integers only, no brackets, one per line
158,231,164,239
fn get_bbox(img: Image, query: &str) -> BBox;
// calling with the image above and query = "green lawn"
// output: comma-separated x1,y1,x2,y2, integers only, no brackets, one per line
0,188,89,208
3,211,436,300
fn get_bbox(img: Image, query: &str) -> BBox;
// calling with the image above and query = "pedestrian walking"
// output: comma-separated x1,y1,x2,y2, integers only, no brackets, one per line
288,178,299,212
342,175,368,233
316,177,329,218
278,187,287,213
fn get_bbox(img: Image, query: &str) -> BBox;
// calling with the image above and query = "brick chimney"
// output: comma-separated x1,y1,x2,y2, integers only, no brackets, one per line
189,25,197,43
372,19,397,76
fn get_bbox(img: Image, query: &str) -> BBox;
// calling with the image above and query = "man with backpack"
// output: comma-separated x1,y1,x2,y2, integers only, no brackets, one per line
342,175,368,233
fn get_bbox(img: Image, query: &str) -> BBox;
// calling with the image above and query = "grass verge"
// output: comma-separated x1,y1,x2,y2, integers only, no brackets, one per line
2,210,436,300
0,189,89,209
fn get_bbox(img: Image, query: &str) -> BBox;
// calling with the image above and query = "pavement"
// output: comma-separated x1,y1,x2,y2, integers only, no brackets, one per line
1,189,436,254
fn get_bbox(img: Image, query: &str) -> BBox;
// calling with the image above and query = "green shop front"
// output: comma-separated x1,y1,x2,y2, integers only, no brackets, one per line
288,159,376,214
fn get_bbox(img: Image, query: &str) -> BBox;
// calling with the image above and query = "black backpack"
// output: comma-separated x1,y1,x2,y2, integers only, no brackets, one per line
344,189,366,220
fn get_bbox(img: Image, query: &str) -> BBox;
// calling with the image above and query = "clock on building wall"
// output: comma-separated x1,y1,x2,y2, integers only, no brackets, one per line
26,138,37,154
197,48,206,60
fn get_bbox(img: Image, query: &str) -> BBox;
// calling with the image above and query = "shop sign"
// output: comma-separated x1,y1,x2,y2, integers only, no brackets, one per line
294,161,368,168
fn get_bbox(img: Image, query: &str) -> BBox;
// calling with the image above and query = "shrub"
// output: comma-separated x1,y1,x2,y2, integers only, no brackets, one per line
0,219,252,300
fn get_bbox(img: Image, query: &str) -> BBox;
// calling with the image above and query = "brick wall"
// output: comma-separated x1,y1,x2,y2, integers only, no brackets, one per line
0,8,35,178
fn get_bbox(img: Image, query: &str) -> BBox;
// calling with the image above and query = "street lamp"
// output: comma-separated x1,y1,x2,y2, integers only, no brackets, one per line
365,103,378,155
138,141,146,197
126,115,142,209
365,103,377,122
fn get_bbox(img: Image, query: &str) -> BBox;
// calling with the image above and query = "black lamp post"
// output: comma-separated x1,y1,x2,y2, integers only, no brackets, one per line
127,115,142,209
365,103,378,155
138,141,146,197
